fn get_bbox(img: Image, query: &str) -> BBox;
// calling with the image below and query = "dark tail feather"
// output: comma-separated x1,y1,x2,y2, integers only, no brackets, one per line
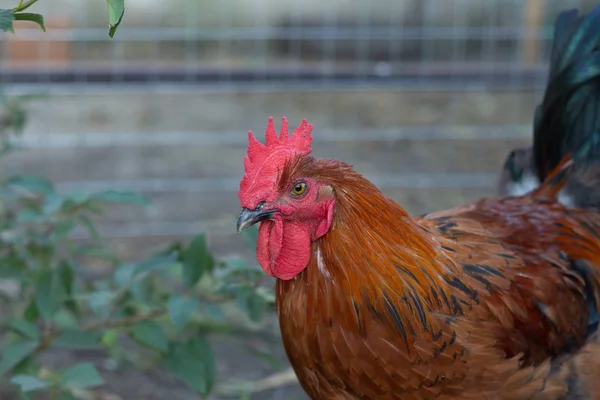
533,5,600,183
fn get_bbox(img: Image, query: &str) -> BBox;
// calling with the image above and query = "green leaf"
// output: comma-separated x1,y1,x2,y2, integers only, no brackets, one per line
168,295,199,330
106,0,125,38
62,192,90,206
58,262,75,295
114,263,136,287
13,13,45,31
129,278,155,305
42,193,64,215
5,175,54,195
201,303,224,321
0,341,38,375
0,9,15,33
240,225,258,249
223,258,248,271
91,190,148,206
6,103,27,133
10,352,36,377
58,261,78,315
100,329,118,348
135,255,178,276
16,209,43,223
81,200,104,216
234,287,250,314
182,233,214,288
8,320,40,340
23,300,39,322
87,291,114,318
10,374,48,392
61,363,104,389
164,337,216,396
76,214,101,242
54,219,76,238
27,243,54,267
246,292,266,323
52,309,79,330
54,331,101,349
130,321,168,353
153,241,184,260
35,269,65,320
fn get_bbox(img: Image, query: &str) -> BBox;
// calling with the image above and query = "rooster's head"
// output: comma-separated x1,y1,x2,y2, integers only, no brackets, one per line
236,117,336,280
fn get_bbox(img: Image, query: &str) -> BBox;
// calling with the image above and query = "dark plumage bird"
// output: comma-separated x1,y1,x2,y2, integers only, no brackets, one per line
499,6,600,211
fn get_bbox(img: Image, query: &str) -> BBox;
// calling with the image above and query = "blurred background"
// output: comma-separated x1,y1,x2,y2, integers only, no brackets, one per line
1,0,598,398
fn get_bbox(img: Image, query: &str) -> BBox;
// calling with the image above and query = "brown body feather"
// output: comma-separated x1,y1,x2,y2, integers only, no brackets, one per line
276,156,600,399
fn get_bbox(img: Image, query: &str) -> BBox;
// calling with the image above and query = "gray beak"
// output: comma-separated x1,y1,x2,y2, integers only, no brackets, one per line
236,207,277,233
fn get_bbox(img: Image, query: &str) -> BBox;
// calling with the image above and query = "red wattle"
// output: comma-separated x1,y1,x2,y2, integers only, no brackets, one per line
256,218,312,280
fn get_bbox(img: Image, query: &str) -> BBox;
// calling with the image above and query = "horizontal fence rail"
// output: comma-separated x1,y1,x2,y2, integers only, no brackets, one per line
2,0,581,255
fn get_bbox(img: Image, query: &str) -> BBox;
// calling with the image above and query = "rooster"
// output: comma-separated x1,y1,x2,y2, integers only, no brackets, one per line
498,6,600,210
236,8,600,400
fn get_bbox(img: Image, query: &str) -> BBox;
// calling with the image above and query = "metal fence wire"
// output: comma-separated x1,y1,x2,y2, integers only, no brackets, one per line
1,0,596,84
0,0,597,250
1,2,598,399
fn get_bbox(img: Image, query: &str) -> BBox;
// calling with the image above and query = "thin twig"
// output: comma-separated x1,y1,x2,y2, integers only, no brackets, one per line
104,284,131,321
12,0,38,12
83,308,167,331
252,368,298,391
217,368,299,395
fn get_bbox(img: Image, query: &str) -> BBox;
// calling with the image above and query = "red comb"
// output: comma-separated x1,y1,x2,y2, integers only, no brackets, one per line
239,117,314,207
244,116,313,174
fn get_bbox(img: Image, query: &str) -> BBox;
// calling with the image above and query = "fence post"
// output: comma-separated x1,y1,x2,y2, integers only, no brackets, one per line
521,0,544,64
6,17,73,67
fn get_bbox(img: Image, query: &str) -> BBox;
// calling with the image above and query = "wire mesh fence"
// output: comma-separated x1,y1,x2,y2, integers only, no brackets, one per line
1,1,598,399
1,0,596,84
0,0,597,248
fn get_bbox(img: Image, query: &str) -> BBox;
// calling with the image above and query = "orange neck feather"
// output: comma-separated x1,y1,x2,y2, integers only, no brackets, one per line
277,161,459,340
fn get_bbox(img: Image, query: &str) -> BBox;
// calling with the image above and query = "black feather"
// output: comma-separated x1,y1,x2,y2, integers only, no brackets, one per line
570,260,600,337
533,5,600,183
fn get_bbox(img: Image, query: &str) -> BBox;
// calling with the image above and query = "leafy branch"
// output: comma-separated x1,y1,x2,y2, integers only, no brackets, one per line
0,0,125,37
0,148,272,398
13,0,39,12
0,7,282,398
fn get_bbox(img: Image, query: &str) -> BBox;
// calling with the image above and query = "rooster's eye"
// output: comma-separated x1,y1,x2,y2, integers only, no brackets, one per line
291,182,307,196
